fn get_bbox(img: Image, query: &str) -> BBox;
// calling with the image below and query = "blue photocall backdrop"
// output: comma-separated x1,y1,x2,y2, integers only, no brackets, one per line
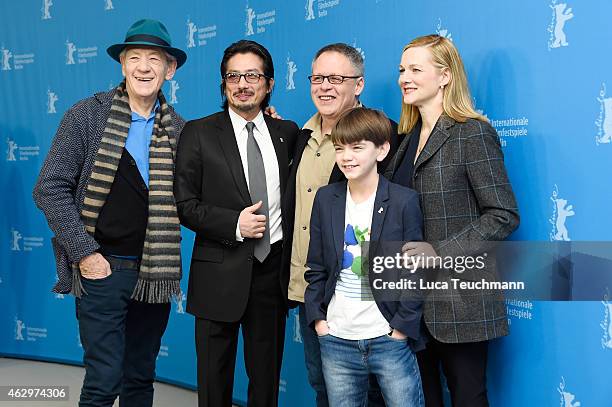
2,1,612,405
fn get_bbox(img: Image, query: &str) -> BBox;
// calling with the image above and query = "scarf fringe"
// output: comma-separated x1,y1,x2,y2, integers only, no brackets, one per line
70,269,86,298
131,278,181,304
75,81,182,304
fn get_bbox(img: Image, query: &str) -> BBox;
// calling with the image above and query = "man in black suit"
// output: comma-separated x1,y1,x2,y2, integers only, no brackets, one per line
174,40,298,407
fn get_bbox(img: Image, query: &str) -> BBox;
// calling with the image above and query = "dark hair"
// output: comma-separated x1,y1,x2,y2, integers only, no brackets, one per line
220,40,274,110
332,107,391,147
312,43,364,76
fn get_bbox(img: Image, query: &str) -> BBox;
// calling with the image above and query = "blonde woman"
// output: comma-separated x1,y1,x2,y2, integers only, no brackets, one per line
384,35,519,406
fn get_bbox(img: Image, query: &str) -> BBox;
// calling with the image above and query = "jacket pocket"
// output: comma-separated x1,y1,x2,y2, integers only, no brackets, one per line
191,243,224,263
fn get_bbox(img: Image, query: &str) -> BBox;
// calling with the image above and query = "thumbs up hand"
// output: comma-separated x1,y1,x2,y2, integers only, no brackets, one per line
239,201,267,239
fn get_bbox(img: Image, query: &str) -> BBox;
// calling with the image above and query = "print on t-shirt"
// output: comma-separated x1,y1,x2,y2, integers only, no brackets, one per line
342,224,370,277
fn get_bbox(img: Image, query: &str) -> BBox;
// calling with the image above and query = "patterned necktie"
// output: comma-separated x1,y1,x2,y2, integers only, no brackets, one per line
245,121,270,262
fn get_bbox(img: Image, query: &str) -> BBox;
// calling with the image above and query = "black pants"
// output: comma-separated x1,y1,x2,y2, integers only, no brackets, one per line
76,257,170,407
417,338,489,407
195,247,286,407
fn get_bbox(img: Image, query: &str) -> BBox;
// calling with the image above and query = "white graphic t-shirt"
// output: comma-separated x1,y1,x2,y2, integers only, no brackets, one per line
326,185,390,340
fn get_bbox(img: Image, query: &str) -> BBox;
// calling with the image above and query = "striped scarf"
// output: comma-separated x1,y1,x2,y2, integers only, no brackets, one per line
74,81,181,303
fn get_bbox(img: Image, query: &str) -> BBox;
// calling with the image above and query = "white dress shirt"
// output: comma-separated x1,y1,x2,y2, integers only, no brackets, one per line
228,107,282,244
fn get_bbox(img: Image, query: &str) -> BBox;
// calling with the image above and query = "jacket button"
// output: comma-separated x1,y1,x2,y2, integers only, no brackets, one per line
316,152,321,157
307,188,312,192
130,159,136,166
247,255,253,261
302,226,307,231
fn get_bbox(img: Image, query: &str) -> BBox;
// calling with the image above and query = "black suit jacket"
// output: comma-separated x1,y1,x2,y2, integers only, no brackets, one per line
174,110,298,321
281,118,401,296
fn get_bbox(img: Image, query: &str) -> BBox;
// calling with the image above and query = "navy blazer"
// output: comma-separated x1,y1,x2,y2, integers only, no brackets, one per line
304,176,425,348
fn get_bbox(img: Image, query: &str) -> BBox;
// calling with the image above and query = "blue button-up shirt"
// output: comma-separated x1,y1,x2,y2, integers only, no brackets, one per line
125,100,159,187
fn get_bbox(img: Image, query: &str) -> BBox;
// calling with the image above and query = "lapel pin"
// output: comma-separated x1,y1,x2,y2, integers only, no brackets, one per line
280,137,284,143
378,207,384,214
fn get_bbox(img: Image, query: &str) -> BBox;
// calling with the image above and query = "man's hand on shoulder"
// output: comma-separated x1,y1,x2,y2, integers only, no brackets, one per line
264,105,283,120
79,252,111,280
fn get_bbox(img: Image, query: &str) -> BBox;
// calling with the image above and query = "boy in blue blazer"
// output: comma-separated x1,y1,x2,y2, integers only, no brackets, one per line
305,107,425,406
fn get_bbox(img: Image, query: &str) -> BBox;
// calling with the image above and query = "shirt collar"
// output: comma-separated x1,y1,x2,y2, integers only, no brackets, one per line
303,112,322,133
303,112,327,144
303,101,363,141
228,107,265,135
131,99,160,121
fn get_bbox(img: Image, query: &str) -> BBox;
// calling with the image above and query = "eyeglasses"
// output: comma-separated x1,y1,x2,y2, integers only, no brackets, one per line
223,72,268,84
308,74,361,85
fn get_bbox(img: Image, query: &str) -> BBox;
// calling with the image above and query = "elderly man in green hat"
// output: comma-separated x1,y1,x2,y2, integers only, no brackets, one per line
33,19,187,407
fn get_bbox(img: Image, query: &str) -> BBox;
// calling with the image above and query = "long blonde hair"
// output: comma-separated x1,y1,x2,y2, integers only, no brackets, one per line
398,35,487,134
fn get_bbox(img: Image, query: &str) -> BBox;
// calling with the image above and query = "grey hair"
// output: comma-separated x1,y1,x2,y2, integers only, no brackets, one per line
312,43,364,76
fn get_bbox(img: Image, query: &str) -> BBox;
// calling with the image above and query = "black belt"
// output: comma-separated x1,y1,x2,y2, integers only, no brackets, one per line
103,255,140,271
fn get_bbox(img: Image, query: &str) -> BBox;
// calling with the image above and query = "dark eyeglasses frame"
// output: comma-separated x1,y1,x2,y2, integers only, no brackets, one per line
308,74,362,85
223,72,269,84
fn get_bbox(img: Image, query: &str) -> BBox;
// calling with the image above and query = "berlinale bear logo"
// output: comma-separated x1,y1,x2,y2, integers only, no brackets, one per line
245,6,256,36
15,318,25,341
305,0,315,21
549,185,574,241
557,376,581,407
596,83,612,145
187,18,197,49
286,55,297,91
47,89,58,114
41,0,52,20
548,1,573,50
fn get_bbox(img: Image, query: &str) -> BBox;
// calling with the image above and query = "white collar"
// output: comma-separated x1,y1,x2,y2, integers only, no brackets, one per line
228,107,265,135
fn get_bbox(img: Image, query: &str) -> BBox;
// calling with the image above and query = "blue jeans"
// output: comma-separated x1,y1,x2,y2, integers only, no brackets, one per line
76,257,170,407
319,334,424,407
299,304,386,407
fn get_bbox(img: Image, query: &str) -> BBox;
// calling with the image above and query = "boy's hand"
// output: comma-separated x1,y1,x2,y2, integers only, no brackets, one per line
390,329,407,340
315,320,329,336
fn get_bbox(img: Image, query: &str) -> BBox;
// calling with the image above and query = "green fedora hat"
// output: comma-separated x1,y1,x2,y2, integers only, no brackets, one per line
107,19,187,68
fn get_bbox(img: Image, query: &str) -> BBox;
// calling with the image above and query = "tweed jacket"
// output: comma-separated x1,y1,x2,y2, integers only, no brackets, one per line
33,89,185,294
385,115,520,343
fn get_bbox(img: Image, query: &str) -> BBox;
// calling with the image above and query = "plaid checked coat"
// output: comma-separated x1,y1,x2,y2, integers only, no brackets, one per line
385,115,519,343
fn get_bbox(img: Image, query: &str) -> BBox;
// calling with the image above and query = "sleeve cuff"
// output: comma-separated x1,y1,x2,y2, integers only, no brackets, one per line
235,220,244,242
